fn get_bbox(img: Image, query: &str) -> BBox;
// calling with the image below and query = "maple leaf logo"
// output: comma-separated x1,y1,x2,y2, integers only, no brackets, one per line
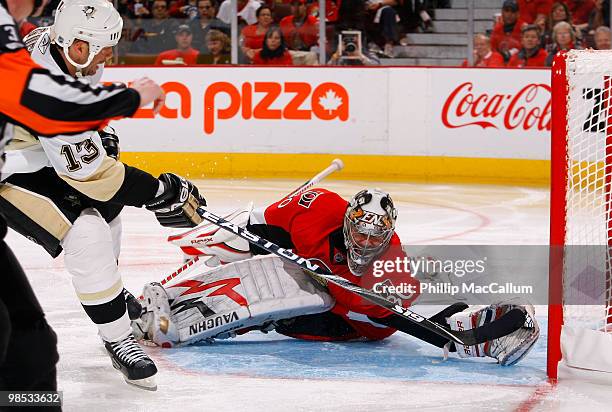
318,90,343,115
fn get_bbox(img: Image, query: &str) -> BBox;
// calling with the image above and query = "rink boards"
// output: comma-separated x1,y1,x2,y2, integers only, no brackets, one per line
102,66,552,185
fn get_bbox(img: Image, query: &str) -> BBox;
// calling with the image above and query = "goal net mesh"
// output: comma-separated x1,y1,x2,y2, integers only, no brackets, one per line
563,49,612,333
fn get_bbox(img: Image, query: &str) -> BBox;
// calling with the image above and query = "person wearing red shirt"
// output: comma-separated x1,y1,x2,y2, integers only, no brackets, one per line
517,0,552,23
252,26,294,65
240,5,273,60
461,33,505,67
279,0,319,51
490,0,528,60
155,24,200,65
138,188,540,366
508,24,548,67
566,0,596,25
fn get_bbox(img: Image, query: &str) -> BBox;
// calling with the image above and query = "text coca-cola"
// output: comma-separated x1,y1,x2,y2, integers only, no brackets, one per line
441,82,551,132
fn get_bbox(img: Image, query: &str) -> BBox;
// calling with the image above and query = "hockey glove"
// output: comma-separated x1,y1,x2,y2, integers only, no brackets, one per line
99,126,120,160
448,300,539,366
145,173,206,228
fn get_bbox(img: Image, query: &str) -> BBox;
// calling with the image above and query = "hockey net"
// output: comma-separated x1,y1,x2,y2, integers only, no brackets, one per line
549,50,612,381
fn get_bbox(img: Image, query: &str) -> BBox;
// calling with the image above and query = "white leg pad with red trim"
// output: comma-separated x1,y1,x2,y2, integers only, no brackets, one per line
134,255,335,347
167,205,253,264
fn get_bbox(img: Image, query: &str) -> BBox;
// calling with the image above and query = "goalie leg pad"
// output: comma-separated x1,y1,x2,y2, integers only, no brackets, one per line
167,205,253,263
136,255,335,346
448,300,540,365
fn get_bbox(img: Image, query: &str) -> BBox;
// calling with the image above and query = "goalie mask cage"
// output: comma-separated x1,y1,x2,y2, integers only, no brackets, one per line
549,50,612,381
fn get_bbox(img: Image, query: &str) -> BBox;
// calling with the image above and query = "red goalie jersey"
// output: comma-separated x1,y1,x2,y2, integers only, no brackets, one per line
247,188,419,341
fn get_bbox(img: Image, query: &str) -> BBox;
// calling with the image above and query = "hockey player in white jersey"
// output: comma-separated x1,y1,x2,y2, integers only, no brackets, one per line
1,0,206,390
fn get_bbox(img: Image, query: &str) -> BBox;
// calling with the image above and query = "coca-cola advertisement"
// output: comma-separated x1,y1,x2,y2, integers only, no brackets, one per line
441,82,551,133
429,68,551,160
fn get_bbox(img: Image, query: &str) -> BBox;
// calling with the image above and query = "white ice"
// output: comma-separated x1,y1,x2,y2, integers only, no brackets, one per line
6,179,611,411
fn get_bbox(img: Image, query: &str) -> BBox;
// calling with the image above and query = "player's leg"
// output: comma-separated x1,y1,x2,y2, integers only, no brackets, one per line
1,170,156,388
61,208,157,389
0,237,59,394
275,311,362,341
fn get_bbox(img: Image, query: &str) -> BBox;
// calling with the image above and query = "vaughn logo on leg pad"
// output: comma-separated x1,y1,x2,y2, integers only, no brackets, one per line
188,311,240,336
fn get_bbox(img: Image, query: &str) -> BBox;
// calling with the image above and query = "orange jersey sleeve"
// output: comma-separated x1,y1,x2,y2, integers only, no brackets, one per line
0,7,140,137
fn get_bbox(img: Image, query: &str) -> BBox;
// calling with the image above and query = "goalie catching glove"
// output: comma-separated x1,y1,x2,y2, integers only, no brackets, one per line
145,173,207,228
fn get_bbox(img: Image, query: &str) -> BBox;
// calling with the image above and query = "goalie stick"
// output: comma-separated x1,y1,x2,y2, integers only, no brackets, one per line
285,158,344,199
195,207,525,347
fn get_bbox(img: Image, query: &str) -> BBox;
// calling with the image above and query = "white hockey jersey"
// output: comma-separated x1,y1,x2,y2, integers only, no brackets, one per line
2,27,126,201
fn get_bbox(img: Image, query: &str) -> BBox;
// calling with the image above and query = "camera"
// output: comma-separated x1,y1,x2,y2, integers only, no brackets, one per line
339,30,362,59
134,2,145,15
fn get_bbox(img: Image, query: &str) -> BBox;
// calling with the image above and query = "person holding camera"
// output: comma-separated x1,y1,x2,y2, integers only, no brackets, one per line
328,30,379,65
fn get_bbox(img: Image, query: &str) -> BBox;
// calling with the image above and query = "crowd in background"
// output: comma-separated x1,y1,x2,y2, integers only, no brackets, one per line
21,0,442,66
20,0,612,67
463,0,612,68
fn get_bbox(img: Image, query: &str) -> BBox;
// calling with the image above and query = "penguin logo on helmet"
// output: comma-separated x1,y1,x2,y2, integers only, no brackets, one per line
83,6,96,20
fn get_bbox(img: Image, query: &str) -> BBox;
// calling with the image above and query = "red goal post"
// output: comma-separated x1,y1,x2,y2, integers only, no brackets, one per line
549,50,612,381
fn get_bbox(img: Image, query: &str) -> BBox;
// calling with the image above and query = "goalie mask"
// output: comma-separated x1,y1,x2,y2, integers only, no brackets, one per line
52,0,123,70
343,189,397,276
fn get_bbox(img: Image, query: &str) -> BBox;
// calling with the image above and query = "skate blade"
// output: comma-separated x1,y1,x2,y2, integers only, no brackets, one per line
125,376,157,391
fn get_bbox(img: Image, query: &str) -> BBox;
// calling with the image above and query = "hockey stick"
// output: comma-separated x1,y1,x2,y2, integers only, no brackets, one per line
195,207,515,347
284,158,344,199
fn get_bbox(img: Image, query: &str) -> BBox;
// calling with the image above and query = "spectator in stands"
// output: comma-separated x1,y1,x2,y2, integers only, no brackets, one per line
517,0,552,24
365,0,400,56
587,0,609,36
396,0,433,34
508,24,548,66
172,0,200,19
191,0,229,51
126,0,151,19
241,5,274,60
252,26,294,65
546,21,580,65
491,0,527,62
541,2,572,50
461,33,505,67
217,0,261,26
132,0,176,54
594,25,612,49
155,24,200,65
280,0,319,51
327,41,380,66
566,0,596,26
199,29,232,63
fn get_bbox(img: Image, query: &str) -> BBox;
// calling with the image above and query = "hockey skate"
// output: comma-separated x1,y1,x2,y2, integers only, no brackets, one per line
104,334,158,391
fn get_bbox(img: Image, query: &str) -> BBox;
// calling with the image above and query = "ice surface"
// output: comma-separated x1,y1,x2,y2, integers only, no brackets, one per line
6,180,609,411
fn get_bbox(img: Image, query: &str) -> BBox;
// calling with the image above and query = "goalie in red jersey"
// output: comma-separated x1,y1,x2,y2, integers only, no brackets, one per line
131,188,539,366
